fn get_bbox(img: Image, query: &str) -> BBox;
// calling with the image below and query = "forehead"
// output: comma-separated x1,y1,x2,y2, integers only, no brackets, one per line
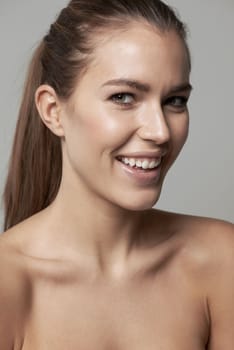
74,22,190,94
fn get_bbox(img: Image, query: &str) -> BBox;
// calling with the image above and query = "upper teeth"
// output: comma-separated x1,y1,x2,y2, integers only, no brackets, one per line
120,157,161,169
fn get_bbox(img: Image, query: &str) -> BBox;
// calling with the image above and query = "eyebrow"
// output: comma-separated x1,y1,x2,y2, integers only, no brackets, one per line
102,78,193,94
102,79,150,92
169,82,193,94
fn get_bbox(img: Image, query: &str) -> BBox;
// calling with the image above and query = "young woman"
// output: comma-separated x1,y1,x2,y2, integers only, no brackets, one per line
0,0,233,349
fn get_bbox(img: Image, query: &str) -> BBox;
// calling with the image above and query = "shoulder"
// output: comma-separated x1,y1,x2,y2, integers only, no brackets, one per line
0,233,30,348
156,209,234,247
165,212,234,348
154,209,234,275
179,213,234,262
178,216,234,349
173,211,234,267
180,213,234,250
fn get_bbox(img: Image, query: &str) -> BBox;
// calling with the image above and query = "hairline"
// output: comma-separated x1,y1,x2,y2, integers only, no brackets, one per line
65,17,190,99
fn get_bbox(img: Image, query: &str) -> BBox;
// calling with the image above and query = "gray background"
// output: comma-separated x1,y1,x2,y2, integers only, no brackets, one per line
0,0,233,231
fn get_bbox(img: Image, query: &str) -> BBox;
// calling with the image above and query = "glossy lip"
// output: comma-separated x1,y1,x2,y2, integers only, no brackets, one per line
116,158,162,186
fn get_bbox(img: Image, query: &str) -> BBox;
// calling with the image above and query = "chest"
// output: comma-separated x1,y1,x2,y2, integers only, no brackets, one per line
22,277,208,350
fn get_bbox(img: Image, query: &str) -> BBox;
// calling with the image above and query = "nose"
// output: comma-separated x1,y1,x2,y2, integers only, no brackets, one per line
136,105,170,145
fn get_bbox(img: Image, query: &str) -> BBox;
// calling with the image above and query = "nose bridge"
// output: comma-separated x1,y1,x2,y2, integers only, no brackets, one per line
138,102,170,143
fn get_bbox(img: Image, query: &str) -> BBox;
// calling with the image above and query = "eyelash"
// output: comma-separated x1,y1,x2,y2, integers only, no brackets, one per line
109,92,189,109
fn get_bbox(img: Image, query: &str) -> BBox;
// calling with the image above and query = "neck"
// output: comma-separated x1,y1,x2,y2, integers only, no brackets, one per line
45,176,149,273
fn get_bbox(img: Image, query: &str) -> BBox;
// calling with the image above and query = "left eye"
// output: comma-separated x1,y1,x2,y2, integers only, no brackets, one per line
110,93,135,105
166,96,188,107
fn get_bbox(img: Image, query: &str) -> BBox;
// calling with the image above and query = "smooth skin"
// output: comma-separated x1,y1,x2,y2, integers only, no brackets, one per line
0,21,233,350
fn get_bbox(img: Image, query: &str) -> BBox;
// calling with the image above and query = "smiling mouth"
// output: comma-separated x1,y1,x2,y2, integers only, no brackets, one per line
116,156,162,171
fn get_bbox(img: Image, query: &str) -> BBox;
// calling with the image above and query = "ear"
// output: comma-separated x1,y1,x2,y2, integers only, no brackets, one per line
35,85,65,137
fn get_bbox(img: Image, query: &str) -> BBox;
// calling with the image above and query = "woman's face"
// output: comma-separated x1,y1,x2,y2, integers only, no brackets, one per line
60,22,192,211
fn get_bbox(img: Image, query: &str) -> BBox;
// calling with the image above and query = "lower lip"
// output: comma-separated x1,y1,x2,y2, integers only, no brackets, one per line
116,160,162,185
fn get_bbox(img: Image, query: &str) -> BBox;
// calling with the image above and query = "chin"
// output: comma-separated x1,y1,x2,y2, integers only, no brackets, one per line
116,187,162,212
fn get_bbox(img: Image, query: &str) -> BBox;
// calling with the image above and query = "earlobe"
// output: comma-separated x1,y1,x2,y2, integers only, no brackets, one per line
35,85,65,137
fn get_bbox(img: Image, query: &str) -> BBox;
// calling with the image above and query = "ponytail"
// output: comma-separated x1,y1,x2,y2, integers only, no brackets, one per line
3,41,62,231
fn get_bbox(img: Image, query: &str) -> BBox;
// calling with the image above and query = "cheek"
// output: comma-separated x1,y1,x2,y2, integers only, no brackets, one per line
65,106,134,164
77,107,134,153
169,113,189,156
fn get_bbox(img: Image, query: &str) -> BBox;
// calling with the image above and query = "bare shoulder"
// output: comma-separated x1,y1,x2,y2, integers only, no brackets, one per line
154,209,234,274
157,209,234,250
175,214,234,349
0,233,30,349
156,211,234,348
180,212,234,247
178,213,234,262
185,214,234,272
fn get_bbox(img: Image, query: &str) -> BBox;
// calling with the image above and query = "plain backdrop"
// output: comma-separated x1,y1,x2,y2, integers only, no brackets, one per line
0,0,233,231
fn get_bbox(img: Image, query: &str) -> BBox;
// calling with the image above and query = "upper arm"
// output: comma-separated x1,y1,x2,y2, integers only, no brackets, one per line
204,221,234,349
0,241,27,349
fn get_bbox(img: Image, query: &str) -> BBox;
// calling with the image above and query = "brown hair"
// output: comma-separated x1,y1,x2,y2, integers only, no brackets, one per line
3,0,190,231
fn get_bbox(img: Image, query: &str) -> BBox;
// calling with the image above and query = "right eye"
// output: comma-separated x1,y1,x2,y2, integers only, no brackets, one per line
109,93,135,106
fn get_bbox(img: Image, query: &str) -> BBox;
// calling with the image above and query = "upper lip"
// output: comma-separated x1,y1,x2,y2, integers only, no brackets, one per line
116,150,168,159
